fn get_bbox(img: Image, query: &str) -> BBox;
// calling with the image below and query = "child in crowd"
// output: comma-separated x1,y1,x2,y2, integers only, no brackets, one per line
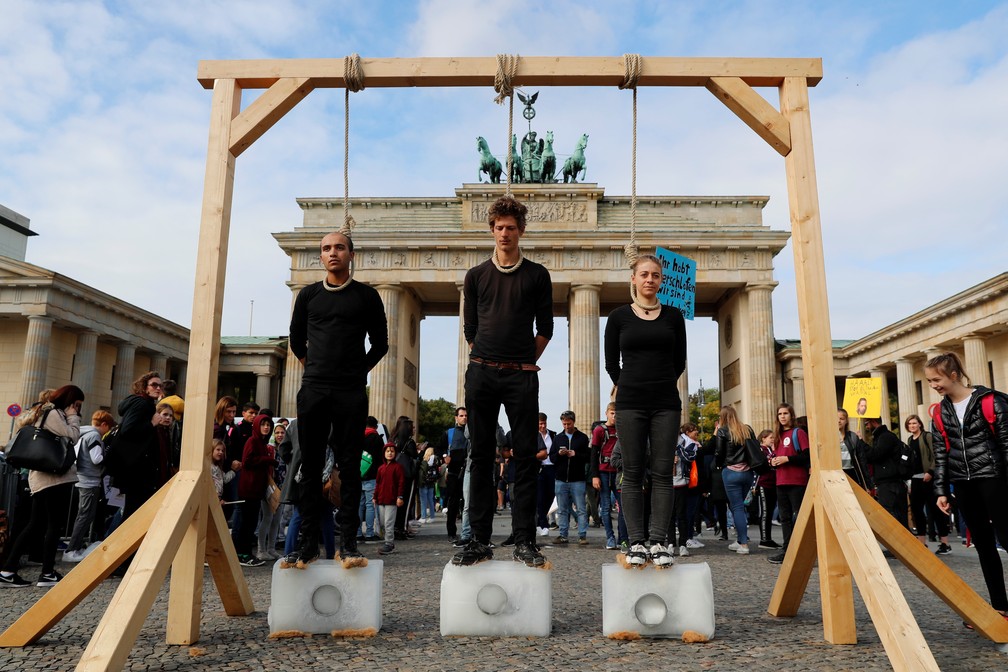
63,410,116,562
419,446,440,523
671,423,700,558
210,438,235,503
755,430,779,549
374,442,405,556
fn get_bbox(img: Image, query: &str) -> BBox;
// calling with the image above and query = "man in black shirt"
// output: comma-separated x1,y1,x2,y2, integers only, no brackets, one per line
453,195,553,567
287,231,389,567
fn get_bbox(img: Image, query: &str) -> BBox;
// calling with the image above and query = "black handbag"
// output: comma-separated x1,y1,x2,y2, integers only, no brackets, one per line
744,427,770,476
4,408,75,474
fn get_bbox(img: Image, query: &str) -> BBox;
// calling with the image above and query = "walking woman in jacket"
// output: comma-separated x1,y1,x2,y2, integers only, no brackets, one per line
603,254,687,567
0,385,84,588
714,406,757,555
767,403,810,564
905,413,950,554
928,352,1008,621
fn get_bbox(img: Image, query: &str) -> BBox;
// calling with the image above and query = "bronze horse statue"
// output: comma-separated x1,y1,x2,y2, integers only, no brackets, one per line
477,136,503,184
562,134,588,183
540,131,557,183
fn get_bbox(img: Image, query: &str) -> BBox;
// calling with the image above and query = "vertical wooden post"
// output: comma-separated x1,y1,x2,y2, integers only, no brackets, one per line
778,76,854,641
166,77,252,644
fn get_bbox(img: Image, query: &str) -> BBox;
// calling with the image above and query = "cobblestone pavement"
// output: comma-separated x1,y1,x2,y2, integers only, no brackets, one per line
0,514,1006,671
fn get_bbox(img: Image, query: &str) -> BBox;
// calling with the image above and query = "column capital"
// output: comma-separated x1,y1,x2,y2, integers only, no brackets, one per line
26,314,55,324
374,283,403,292
745,281,778,293
570,282,602,293
869,367,888,376
961,333,986,342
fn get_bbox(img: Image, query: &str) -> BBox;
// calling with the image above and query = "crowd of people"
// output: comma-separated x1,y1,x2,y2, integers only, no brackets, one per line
1,193,1006,630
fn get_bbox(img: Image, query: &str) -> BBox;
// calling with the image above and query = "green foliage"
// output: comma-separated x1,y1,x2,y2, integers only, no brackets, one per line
418,397,457,444
688,388,721,442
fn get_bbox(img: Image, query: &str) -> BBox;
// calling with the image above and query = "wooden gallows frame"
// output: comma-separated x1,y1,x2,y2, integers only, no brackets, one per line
1,56,1006,672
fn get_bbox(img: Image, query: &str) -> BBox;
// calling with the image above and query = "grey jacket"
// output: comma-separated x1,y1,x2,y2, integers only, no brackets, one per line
74,425,105,488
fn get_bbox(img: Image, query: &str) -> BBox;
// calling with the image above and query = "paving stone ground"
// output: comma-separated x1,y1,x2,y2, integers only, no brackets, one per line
1,514,1006,671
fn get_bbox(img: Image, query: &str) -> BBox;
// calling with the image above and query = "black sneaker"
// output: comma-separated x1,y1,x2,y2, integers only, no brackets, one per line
378,543,395,555
365,535,382,543
37,570,63,587
453,537,471,548
0,572,31,588
554,536,568,545
239,555,266,568
758,539,781,549
339,540,364,561
935,543,952,556
500,534,516,547
451,539,493,566
296,537,321,568
767,551,786,564
513,540,546,568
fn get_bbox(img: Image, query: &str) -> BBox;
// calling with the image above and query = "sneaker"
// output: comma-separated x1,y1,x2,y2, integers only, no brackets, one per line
537,527,549,537
448,535,459,544
378,543,395,555
650,543,673,567
685,538,704,549
501,534,516,547
295,537,321,568
62,548,87,563
513,540,546,568
452,539,493,566
626,543,649,566
728,541,742,551
758,539,780,549
453,537,471,548
339,540,364,561
768,551,786,564
239,555,266,567
606,537,617,550
679,545,689,557
279,552,300,569
935,543,952,556
37,570,63,587
735,544,750,555
619,541,629,554
365,535,381,543
0,572,31,588
578,537,588,546
548,523,559,530
554,536,568,545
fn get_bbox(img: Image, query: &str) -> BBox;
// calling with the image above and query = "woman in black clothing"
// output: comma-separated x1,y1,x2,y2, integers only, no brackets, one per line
392,416,419,537
905,413,949,552
116,371,163,520
604,254,687,567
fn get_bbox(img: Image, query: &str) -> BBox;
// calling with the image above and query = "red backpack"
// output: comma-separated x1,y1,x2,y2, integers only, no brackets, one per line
929,393,996,452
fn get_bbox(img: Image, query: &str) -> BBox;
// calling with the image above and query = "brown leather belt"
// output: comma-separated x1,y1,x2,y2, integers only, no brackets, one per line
470,357,540,372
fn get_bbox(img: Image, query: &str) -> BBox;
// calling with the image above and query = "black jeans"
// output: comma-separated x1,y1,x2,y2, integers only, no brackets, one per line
2,482,72,575
776,484,807,551
954,477,1008,611
616,407,680,545
758,484,778,543
445,471,464,537
296,385,367,545
876,479,909,530
910,477,949,537
464,364,539,544
536,464,555,529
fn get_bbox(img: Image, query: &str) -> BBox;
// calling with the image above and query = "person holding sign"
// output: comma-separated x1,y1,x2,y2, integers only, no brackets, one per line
604,254,687,567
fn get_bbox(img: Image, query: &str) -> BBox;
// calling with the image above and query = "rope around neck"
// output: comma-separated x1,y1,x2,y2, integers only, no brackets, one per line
620,53,642,267
494,54,519,195
328,53,365,292
492,248,524,274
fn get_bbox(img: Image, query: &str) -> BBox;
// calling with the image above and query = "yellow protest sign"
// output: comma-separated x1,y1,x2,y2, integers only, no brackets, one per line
842,378,883,418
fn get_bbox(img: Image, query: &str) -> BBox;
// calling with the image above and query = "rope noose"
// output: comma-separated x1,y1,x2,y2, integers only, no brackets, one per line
326,53,365,292
494,54,519,196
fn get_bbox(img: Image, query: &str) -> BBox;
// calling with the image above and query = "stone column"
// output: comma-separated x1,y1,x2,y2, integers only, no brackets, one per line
255,373,272,409
73,330,100,414
924,348,943,403
280,285,305,418
962,335,990,388
746,283,778,432
18,315,54,407
111,342,137,412
678,359,690,424
177,362,188,397
370,284,402,427
569,284,600,426
791,371,806,418
869,367,892,428
149,354,168,378
456,284,467,407
895,358,916,441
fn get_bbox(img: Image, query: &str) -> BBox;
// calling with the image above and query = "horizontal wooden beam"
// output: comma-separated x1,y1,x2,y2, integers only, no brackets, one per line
198,56,822,90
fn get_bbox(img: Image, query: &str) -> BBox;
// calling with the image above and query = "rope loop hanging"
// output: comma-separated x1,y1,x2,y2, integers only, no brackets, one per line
494,54,520,195
327,53,366,292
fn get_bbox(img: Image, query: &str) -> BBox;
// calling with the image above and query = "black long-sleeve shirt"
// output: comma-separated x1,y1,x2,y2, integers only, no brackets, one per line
604,304,687,411
289,280,389,388
463,258,553,362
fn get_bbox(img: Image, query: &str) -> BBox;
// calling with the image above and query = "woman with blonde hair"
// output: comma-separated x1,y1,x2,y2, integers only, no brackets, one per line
714,405,758,555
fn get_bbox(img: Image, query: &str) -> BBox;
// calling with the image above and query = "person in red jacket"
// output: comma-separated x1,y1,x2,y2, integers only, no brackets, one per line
767,403,810,564
232,413,276,567
374,443,405,555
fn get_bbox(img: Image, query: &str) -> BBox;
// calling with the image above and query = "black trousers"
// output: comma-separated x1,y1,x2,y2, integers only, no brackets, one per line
2,482,71,575
876,479,909,530
776,484,807,551
296,385,367,545
954,477,1008,611
758,484,778,543
445,471,464,537
464,364,539,544
910,477,949,537
536,464,555,529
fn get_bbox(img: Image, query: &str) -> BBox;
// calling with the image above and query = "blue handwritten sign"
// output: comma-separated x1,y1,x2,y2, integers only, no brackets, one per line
655,247,696,320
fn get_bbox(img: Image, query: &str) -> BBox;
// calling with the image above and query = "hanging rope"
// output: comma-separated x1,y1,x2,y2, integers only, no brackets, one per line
620,53,642,267
326,54,365,292
494,54,519,195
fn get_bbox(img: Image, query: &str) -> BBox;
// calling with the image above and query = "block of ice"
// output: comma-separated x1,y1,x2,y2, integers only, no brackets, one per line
440,560,551,636
267,559,383,635
601,562,715,639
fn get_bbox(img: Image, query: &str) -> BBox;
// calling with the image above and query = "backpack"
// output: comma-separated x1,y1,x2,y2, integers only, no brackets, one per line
897,439,917,479
790,427,804,452
101,425,125,481
929,393,997,452
423,457,440,486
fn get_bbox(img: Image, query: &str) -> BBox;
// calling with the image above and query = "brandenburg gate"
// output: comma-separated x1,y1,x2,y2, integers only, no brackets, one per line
274,183,789,430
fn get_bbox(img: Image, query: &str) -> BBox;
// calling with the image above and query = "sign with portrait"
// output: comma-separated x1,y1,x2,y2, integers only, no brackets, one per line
655,247,696,320
842,378,883,418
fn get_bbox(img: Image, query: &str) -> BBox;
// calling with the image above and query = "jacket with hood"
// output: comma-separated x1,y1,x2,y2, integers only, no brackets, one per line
74,424,106,488
238,414,276,500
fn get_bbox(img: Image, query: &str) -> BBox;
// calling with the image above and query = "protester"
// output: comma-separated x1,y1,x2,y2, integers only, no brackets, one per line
767,403,810,564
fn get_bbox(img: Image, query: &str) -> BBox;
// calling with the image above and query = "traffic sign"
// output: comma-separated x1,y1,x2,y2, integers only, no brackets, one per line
7,403,22,417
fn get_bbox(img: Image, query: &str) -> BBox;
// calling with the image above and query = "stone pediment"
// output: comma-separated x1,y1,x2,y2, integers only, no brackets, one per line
0,256,56,280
